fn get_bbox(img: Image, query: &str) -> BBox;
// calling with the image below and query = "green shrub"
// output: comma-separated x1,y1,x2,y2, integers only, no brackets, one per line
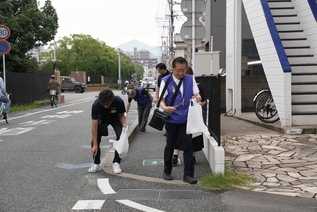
87,83,110,87
110,84,119,89
86,83,119,89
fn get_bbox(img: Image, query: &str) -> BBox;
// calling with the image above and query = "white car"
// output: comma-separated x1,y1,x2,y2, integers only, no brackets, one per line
141,77,156,91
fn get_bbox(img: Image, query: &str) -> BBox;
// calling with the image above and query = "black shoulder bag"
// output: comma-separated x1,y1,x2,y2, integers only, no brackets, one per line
149,75,183,131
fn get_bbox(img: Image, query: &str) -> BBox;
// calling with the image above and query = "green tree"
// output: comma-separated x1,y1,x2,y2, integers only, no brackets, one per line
41,34,140,82
132,63,144,81
0,0,58,72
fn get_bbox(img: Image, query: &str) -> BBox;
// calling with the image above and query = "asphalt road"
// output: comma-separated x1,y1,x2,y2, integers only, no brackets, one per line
0,90,316,212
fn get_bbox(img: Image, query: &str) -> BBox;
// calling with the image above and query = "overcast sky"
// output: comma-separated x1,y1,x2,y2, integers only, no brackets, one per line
39,0,185,48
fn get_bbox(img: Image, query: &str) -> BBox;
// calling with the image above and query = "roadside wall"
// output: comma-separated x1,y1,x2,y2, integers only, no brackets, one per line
220,75,268,112
1,69,53,104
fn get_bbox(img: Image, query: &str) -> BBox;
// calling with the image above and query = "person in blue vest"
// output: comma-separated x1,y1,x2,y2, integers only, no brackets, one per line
159,56,202,184
126,87,153,133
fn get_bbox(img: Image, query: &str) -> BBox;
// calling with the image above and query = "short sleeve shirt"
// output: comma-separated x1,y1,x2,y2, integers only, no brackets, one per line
157,70,170,88
91,96,126,123
159,75,199,98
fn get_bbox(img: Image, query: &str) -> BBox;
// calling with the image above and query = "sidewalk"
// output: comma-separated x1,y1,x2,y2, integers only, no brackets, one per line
222,113,317,199
102,112,317,199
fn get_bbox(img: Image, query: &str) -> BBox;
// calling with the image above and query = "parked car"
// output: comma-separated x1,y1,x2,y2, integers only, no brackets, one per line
140,77,156,91
60,76,87,93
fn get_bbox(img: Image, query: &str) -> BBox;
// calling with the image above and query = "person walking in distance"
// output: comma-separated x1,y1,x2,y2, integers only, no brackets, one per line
155,63,170,104
0,76,11,120
144,78,150,90
159,57,201,184
126,87,153,133
155,63,170,136
90,89,128,174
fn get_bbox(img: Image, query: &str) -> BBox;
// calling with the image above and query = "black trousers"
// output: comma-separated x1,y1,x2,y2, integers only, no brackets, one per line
164,122,194,177
92,119,122,164
137,102,152,132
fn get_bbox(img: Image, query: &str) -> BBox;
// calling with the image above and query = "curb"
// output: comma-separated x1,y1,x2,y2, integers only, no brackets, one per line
232,115,317,134
232,115,285,134
101,118,187,185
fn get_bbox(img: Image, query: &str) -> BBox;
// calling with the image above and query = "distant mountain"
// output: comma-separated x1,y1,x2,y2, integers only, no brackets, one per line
115,39,161,60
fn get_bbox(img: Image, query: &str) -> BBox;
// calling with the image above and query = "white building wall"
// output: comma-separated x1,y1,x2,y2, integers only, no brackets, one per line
293,0,317,58
226,0,242,116
242,0,292,126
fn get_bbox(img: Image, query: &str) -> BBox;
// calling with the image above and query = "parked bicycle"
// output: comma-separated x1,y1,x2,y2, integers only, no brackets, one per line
253,87,280,123
49,90,58,108
121,87,127,95
122,81,137,95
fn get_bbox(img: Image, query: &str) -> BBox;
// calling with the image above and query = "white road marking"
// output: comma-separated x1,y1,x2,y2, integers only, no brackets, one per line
56,110,84,114
41,114,71,119
116,200,166,212
72,200,105,210
0,98,93,123
19,120,56,126
97,178,116,194
0,127,35,135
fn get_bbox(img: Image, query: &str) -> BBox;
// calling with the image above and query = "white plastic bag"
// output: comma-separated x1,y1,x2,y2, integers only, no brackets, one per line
113,127,129,158
186,99,208,135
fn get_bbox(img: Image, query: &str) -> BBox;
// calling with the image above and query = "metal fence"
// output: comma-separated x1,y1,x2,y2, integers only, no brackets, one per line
104,78,114,85
1,69,53,104
86,75,101,84
196,74,221,146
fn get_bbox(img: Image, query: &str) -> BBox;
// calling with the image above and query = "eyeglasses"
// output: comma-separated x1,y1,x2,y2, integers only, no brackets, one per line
173,69,186,73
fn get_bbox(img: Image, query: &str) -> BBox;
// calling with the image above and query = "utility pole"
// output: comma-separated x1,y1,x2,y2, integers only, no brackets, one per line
169,0,174,62
53,37,56,71
117,49,121,89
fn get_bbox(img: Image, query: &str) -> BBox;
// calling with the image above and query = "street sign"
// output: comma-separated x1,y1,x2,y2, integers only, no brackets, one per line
0,40,11,54
180,20,205,45
0,25,10,40
181,0,206,19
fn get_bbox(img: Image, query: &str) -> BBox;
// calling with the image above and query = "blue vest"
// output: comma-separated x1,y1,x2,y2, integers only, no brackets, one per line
162,74,193,124
135,87,151,106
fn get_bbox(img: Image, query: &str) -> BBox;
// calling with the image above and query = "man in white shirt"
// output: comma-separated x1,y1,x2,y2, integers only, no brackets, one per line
159,57,201,184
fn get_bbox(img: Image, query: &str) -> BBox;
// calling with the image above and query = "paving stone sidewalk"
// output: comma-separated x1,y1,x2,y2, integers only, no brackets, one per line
222,134,317,199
